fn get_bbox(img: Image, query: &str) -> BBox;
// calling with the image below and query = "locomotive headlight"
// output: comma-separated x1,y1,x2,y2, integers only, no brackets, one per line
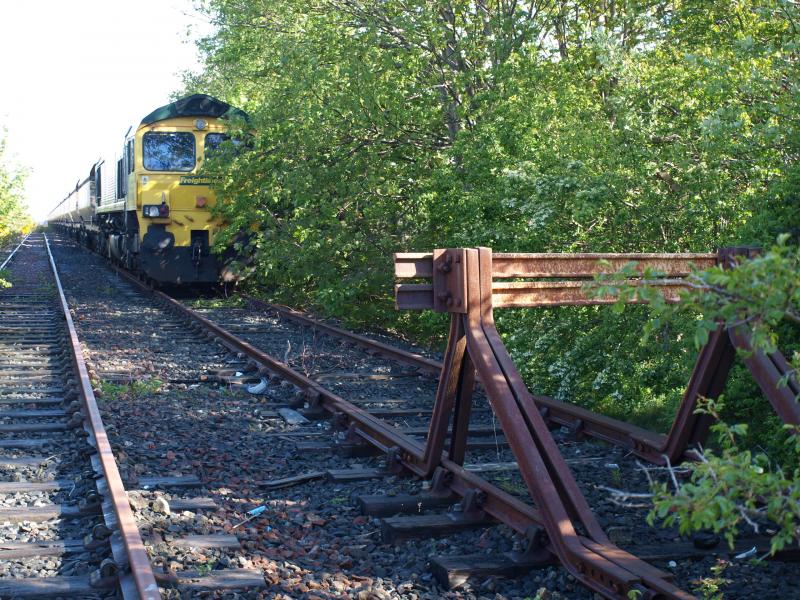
194,119,208,130
143,205,169,218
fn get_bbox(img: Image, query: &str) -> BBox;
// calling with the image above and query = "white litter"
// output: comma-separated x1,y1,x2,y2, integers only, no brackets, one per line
247,378,270,395
735,546,757,560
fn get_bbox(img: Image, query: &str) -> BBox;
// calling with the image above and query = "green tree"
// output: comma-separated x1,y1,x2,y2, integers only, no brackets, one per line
0,129,30,286
0,129,29,245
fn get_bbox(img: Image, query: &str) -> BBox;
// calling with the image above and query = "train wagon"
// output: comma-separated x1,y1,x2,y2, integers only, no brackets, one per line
49,94,246,284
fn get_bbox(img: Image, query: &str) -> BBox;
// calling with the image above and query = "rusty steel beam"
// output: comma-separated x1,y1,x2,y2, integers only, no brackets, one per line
45,236,160,600
492,252,717,279
395,283,435,310
397,280,690,310
491,279,688,308
729,326,800,426
395,251,717,280
394,252,435,278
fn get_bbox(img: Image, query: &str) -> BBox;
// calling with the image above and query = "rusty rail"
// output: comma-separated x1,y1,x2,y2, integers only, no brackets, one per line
45,235,160,600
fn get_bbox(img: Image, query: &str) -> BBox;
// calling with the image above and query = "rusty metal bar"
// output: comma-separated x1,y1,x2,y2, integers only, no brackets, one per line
45,235,160,600
491,279,688,308
394,251,718,280
492,253,717,278
729,326,800,426
394,252,434,278
395,283,434,310
397,280,690,310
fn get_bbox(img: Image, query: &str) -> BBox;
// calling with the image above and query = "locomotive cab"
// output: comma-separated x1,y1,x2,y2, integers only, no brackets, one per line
52,94,247,284
49,94,246,284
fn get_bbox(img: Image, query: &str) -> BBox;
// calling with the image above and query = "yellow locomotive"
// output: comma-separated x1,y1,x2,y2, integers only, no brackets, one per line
49,94,246,284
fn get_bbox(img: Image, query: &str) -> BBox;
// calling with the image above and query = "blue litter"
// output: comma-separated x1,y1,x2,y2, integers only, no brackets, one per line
232,504,268,529
247,505,267,517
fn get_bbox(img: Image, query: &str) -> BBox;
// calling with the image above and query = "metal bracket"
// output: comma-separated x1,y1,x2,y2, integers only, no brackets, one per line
429,466,454,497
565,418,585,441
718,246,760,268
506,525,552,565
385,446,405,475
433,249,468,313
449,488,487,522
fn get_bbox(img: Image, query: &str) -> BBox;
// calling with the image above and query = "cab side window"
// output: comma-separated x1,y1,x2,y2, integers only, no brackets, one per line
127,139,135,173
204,133,229,155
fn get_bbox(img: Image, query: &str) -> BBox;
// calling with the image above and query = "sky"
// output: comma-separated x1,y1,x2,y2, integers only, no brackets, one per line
0,0,213,221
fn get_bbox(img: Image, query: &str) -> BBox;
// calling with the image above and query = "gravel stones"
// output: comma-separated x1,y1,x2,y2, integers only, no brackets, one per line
153,496,171,515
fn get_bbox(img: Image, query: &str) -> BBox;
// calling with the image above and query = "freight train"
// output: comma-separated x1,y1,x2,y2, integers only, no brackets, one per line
48,94,247,284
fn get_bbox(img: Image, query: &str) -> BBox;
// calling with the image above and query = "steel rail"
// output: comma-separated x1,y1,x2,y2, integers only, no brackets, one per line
44,235,160,600
0,232,30,271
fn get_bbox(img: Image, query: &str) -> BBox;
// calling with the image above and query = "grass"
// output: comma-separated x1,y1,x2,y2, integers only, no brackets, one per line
197,559,217,576
184,295,245,309
692,560,730,600
98,379,163,401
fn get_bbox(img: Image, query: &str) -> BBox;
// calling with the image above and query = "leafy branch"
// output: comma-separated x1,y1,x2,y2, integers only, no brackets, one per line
648,397,800,556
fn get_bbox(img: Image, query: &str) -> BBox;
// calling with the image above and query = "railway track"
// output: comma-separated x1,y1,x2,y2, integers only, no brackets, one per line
0,233,157,599
178,298,797,599
47,233,797,599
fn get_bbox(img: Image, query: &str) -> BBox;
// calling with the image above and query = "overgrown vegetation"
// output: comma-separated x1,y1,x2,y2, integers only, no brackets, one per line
0,128,31,286
650,396,800,556
185,0,800,554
